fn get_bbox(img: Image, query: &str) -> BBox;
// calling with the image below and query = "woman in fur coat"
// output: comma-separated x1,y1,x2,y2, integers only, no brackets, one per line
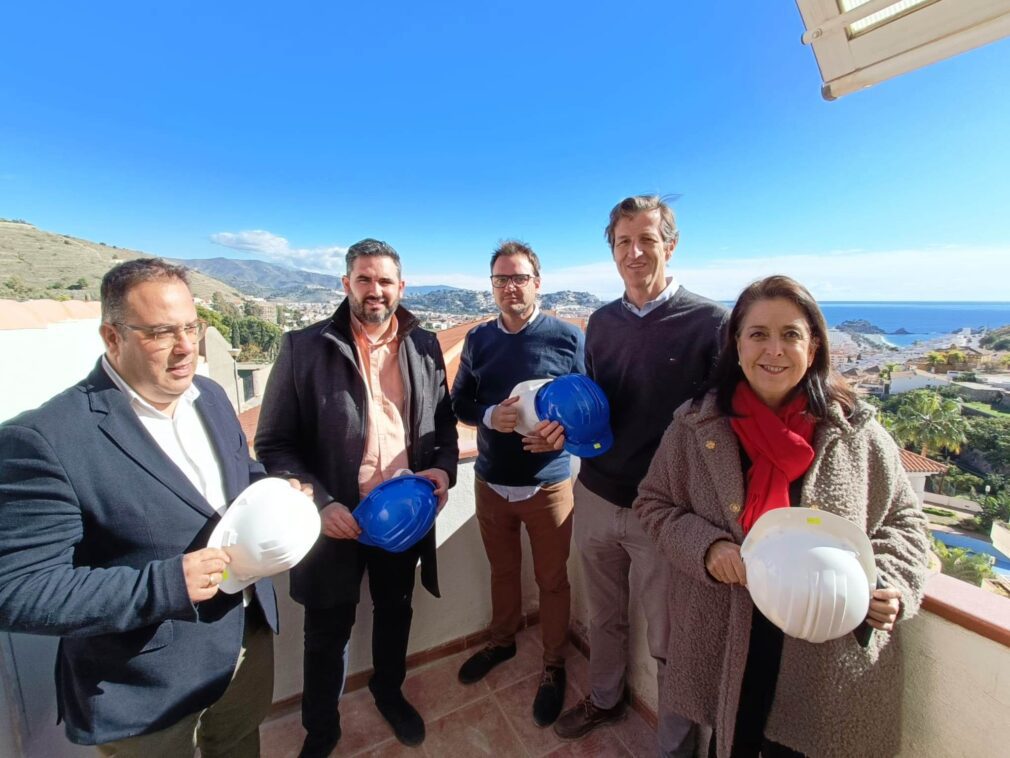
634,275,929,758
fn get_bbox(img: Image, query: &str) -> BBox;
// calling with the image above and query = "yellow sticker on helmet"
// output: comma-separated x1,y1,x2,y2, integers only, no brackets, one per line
806,517,822,526
594,442,601,449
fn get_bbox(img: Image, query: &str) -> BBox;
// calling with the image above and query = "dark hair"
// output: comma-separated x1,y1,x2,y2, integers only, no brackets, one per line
344,238,402,278
100,258,190,324
604,195,679,250
708,275,857,420
490,239,541,277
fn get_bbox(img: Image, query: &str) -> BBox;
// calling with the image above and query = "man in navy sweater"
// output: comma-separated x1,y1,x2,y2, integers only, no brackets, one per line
553,196,727,757
451,240,585,727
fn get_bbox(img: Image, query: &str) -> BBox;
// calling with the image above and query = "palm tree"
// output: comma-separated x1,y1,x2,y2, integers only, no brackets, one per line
925,352,946,372
879,362,899,382
890,390,968,458
945,349,967,367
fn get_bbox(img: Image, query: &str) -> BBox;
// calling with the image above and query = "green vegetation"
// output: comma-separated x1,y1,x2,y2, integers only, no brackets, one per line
923,507,956,518
889,390,967,457
196,305,232,342
980,325,1010,352
199,302,282,363
977,492,1010,533
964,417,1010,474
961,400,1010,419
931,537,995,587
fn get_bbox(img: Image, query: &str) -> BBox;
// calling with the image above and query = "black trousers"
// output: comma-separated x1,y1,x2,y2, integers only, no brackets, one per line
709,607,806,758
301,543,421,739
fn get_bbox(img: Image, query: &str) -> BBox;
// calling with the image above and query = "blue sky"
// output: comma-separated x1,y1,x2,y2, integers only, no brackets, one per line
2,2,1009,300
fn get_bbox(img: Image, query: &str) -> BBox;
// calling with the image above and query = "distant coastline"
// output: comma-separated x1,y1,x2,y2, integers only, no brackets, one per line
718,300,1010,348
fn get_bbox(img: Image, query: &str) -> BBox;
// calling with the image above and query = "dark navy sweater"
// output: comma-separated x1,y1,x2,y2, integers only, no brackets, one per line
578,287,727,507
451,313,585,486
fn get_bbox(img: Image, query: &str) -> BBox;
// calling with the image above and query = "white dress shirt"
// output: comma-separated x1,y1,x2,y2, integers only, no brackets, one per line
622,275,679,317
102,356,228,515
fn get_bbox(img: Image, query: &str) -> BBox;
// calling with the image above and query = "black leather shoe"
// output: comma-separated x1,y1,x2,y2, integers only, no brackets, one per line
554,694,627,740
457,642,517,684
297,726,341,758
532,665,566,727
375,692,426,747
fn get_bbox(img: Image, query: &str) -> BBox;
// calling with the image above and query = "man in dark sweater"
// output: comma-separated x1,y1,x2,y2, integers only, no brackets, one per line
451,240,585,727
553,197,726,757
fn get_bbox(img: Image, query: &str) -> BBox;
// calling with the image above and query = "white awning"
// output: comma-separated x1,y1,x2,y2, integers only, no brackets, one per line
795,0,1010,99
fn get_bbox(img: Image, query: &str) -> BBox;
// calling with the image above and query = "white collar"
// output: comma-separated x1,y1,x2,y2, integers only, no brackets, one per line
622,275,679,316
102,354,200,419
496,304,541,334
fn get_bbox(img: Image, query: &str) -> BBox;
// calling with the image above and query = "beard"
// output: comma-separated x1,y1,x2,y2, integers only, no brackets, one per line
499,296,534,319
349,292,399,325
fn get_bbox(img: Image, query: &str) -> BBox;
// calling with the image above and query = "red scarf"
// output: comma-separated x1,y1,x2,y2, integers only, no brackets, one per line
729,382,816,534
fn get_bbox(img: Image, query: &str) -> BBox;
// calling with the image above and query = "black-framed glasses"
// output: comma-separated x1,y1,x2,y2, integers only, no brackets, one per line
114,319,208,347
490,274,536,288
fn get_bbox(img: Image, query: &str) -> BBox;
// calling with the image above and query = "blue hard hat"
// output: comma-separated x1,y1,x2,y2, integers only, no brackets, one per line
354,474,437,553
534,374,613,458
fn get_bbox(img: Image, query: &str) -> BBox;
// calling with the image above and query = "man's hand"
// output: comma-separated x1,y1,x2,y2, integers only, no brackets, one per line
522,419,566,454
183,547,231,603
490,396,520,434
320,501,362,540
287,477,314,499
416,468,451,511
705,540,747,586
866,587,903,631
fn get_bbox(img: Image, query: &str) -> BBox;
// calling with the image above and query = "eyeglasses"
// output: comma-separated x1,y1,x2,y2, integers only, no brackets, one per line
490,274,536,288
114,319,208,347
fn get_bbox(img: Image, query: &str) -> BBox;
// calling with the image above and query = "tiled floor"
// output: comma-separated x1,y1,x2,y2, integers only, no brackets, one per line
261,625,656,757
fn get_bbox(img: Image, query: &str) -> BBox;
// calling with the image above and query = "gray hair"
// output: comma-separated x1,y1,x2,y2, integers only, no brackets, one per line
604,195,679,250
100,258,190,324
345,238,402,278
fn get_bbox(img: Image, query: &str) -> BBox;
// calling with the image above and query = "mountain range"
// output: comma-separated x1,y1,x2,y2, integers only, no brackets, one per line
0,220,242,302
180,257,605,313
0,221,604,314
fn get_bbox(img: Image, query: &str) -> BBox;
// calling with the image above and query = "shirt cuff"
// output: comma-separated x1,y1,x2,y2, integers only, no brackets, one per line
482,405,496,429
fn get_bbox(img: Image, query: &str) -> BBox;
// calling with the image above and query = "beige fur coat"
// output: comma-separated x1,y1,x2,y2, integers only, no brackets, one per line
634,392,929,758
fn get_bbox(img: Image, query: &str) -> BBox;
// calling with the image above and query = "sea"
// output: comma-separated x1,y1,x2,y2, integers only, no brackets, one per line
718,301,1010,347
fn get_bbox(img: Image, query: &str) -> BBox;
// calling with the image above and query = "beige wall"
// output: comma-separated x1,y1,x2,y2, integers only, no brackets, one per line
200,326,241,410
900,611,1010,756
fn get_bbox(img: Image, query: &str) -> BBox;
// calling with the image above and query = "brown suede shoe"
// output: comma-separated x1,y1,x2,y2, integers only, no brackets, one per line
553,695,626,740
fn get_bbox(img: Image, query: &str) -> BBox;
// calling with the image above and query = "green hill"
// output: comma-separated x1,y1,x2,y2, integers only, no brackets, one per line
980,325,1010,351
0,219,243,303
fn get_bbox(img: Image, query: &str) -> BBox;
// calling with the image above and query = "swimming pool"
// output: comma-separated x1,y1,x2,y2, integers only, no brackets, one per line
931,530,1010,578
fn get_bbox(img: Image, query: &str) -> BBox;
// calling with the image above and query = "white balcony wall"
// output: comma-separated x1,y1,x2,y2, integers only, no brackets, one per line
0,319,104,423
901,610,1010,755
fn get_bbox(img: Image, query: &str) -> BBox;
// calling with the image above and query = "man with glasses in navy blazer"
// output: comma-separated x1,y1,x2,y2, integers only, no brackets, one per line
0,259,294,757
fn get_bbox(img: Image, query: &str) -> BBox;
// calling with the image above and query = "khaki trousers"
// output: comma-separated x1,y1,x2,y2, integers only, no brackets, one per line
96,608,274,758
573,480,696,757
475,477,574,666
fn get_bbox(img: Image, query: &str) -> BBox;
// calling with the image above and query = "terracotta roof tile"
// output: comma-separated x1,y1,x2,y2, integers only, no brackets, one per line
898,448,948,474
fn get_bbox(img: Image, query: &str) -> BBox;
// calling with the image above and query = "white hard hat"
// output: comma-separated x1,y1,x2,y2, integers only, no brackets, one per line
510,378,552,436
741,507,876,644
208,478,321,594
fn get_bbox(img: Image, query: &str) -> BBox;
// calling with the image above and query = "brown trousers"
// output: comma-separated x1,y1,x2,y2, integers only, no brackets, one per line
475,477,574,666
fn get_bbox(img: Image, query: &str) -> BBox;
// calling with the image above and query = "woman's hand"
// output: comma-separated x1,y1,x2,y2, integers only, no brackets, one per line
705,540,747,586
866,587,902,631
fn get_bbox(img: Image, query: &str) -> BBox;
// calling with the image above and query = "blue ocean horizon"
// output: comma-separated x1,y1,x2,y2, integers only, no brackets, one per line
716,301,1010,347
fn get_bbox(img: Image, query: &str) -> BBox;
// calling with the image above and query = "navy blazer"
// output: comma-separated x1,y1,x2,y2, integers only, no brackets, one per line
0,361,277,745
